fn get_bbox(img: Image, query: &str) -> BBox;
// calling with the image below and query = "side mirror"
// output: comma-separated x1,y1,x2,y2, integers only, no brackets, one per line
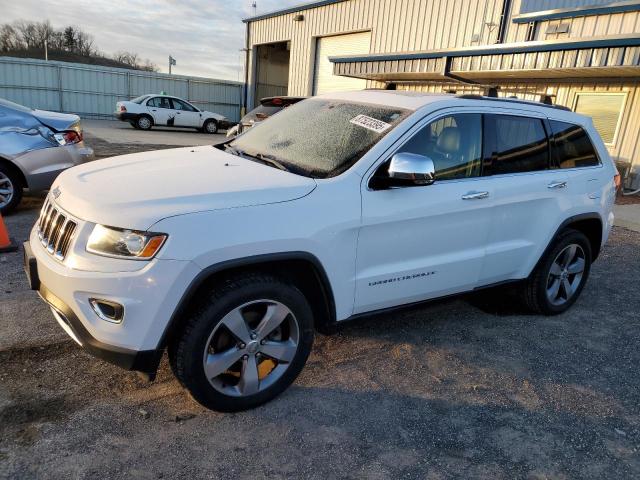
388,152,436,186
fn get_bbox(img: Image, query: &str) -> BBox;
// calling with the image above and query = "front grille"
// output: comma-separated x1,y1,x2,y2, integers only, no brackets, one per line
37,198,77,260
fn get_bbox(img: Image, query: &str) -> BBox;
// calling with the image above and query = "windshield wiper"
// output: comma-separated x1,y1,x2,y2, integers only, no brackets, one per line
224,144,290,172
254,153,289,172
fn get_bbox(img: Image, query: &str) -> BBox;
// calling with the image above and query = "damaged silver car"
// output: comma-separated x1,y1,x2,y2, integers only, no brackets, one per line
0,98,94,214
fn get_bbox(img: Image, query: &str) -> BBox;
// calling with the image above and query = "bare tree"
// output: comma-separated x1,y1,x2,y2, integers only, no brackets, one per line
0,24,21,51
1,19,156,71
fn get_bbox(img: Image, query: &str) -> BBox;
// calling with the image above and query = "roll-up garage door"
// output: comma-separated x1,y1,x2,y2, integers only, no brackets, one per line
313,32,371,95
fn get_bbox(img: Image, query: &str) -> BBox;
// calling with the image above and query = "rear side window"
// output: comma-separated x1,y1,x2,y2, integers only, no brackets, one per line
549,120,600,169
489,115,549,175
147,97,171,109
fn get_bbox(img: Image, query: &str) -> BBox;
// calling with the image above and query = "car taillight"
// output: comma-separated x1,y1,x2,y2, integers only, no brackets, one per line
54,130,83,146
119,105,127,112
614,171,622,191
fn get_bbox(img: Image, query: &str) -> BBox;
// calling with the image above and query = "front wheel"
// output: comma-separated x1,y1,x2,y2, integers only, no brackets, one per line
169,274,314,412
521,229,592,315
202,119,218,134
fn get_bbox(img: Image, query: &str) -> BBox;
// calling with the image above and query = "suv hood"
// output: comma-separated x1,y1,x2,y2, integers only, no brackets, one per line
52,145,316,230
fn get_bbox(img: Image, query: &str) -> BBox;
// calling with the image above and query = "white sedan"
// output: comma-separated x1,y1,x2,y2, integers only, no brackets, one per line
114,94,232,134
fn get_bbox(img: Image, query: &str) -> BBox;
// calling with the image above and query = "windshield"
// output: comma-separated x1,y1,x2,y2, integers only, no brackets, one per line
229,98,408,178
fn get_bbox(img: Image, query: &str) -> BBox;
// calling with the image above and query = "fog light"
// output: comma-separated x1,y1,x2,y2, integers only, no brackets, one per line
89,298,124,323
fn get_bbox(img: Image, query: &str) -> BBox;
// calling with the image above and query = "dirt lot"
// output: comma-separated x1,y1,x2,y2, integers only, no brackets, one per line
1,134,639,479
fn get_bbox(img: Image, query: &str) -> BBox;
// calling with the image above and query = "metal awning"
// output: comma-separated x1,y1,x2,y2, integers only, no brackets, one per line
330,34,640,84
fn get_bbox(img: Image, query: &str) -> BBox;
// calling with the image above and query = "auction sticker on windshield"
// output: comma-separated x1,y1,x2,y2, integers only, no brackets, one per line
350,114,392,133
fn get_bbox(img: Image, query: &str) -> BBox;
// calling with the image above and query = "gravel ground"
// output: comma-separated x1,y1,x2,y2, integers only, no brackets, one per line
1,136,639,479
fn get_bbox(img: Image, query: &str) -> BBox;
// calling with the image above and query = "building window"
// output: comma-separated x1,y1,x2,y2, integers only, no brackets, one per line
573,93,626,145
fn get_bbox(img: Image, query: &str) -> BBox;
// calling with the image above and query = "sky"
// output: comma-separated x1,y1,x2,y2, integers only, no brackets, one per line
1,0,302,81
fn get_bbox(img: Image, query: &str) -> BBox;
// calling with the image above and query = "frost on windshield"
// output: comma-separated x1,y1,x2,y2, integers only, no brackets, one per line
230,99,407,178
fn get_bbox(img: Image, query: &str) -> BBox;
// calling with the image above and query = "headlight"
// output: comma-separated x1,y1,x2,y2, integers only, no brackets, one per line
86,225,167,259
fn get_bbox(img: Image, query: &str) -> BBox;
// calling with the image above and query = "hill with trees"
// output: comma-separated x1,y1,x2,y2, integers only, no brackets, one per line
0,20,158,71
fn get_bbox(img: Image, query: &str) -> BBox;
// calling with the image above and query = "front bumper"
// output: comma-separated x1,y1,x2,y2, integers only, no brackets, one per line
24,227,200,374
217,119,236,131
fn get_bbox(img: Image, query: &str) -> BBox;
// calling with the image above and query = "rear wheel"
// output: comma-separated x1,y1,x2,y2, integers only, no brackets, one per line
0,164,23,215
521,229,592,315
169,274,314,412
136,115,153,130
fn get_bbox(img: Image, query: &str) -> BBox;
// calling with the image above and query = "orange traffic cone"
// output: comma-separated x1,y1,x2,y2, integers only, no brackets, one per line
0,212,18,253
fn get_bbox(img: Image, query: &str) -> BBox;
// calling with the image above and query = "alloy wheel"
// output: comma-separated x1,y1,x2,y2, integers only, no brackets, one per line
546,244,586,306
0,171,14,209
206,122,217,133
202,299,299,397
139,117,151,129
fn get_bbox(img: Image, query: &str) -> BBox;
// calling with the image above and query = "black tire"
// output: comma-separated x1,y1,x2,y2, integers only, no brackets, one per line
521,228,592,315
202,119,218,134
130,121,140,129
169,273,314,412
0,163,23,215
136,115,153,130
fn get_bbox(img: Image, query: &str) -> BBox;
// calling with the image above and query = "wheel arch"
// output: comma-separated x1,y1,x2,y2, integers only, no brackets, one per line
138,113,154,125
540,213,604,268
158,252,337,350
0,156,28,189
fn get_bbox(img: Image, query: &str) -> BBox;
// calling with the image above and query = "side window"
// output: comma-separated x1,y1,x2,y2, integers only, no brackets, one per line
171,99,196,112
399,113,483,180
549,120,600,169
490,115,549,175
147,97,171,109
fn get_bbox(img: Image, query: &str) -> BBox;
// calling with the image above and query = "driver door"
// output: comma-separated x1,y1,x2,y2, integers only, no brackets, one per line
354,111,495,314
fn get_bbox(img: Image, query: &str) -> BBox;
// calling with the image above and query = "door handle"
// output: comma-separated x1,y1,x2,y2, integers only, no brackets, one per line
462,191,489,200
547,181,567,189
151,109,157,112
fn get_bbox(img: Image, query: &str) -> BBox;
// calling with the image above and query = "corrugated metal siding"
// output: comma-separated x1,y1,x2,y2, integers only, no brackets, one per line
248,0,506,98
0,56,243,121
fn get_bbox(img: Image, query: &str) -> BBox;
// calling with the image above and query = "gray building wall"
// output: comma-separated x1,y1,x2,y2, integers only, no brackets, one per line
0,56,244,121
247,0,506,103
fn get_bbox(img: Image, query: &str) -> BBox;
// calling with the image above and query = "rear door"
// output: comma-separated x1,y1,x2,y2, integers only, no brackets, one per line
477,110,569,285
171,98,202,128
146,97,174,126
355,110,495,314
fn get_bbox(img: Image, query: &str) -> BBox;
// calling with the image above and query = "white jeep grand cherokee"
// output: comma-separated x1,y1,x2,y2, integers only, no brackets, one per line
24,91,617,411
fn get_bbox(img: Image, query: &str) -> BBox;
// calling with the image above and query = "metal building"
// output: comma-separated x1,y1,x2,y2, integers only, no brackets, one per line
243,0,640,188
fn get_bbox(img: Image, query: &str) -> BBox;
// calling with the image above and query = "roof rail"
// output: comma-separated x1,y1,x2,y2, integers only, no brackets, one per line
457,94,572,112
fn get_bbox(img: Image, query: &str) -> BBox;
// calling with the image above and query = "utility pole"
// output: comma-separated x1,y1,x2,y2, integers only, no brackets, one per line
44,39,48,61
252,1,257,16
169,55,176,74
